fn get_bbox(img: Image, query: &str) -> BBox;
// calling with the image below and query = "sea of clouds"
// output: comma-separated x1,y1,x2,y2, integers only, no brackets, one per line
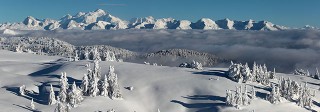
5,29,320,73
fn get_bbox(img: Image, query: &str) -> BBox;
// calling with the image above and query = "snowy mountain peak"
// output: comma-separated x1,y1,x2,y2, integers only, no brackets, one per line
23,16,40,27
0,9,306,31
192,18,220,30
303,25,319,30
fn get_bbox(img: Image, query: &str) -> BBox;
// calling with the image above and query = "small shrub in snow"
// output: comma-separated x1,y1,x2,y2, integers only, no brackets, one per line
19,85,26,96
144,62,150,65
152,63,158,66
107,109,116,112
125,86,134,91
30,98,35,110
178,60,203,70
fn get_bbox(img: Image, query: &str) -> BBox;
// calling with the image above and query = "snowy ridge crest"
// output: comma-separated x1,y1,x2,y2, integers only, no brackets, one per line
0,9,290,31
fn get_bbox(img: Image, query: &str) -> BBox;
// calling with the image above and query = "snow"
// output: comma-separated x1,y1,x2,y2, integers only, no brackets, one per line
0,50,318,112
192,18,220,30
0,9,293,31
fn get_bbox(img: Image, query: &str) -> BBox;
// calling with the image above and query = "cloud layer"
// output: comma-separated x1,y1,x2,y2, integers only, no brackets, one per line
12,29,320,73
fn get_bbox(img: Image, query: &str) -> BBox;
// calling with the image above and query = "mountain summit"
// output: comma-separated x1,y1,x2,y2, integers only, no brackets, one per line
0,9,289,31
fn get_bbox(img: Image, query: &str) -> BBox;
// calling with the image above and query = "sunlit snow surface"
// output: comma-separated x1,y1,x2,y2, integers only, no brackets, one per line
0,50,319,112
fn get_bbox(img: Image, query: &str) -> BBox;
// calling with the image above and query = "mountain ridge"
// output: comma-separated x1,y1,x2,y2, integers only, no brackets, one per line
0,9,301,31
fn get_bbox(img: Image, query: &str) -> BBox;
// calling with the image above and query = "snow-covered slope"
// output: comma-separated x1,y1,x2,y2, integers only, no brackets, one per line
0,50,318,112
0,9,290,31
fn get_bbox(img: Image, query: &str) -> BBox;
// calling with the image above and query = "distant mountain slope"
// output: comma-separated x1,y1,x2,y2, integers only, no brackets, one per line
0,9,289,31
0,37,226,67
140,49,227,67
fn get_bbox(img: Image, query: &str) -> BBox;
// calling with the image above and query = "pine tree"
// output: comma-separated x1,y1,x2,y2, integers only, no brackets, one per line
241,63,252,83
251,86,256,99
226,89,232,106
55,101,67,112
100,74,109,97
234,86,243,107
59,72,68,103
270,68,276,79
48,84,57,105
228,63,242,82
297,82,313,108
68,82,83,107
84,49,89,60
81,74,89,96
306,69,310,77
93,59,101,78
252,62,257,81
107,66,123,99
242,85,250,105
74,50,79,61
315,68,320,80
89,74,99,97
267,85,281,104
92,47,101,61
109,51,116,61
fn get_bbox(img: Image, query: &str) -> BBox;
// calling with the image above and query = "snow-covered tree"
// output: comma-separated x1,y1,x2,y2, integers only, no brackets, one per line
190,60,203,70
14,44,22,53
48,84,57,105
315,68,320,80
99,74,109,97
242,86,250,105
225,89,233,106
93,59,101,78
86,65,99,97
19,85,26,96
30,98,35,110
241,63,252,83
83,49,89,60
251,86,256,99
297,83,313,108
54,101,67,112
104,51,116,61
270,68,276,79
267,85,281,104
59,72,68,103
68,82,83,107
107,66,123,99
91,47,101,61
74,50,79,61
251,62,257,81
81,74,89,96
228,63,243,83
234,86,243,107
306,70,310,77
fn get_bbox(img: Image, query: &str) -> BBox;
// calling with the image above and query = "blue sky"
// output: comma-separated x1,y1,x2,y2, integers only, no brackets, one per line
0,0,319,27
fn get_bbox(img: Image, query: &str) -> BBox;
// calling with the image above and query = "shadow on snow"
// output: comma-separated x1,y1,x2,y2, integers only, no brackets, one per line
171,95,226,112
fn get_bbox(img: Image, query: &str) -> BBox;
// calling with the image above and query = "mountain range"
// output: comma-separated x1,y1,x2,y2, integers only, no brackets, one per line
0,9,316,31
